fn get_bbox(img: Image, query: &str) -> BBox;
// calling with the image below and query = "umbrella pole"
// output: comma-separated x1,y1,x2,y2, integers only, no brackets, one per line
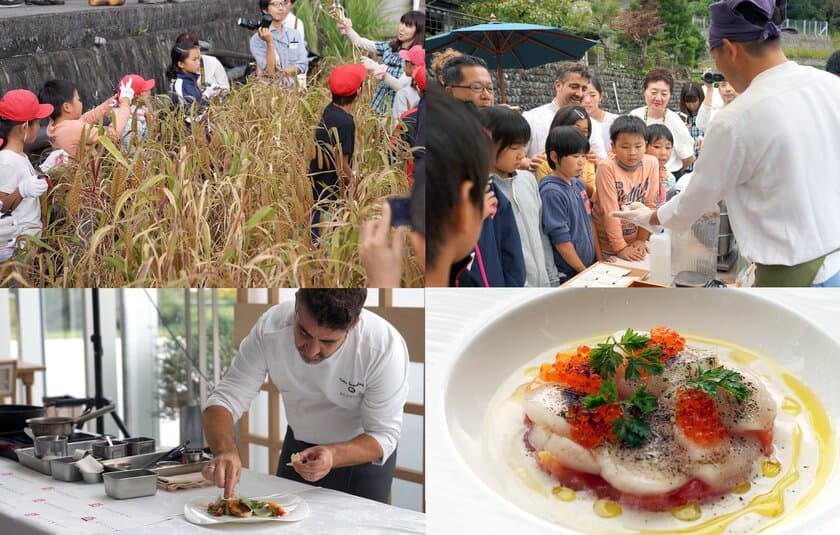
497,62,506,104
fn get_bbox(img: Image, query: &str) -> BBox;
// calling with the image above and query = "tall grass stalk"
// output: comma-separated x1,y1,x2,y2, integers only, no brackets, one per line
1,73,421,287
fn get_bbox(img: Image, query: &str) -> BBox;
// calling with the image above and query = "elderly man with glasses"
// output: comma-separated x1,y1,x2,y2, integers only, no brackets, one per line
441,55,495,109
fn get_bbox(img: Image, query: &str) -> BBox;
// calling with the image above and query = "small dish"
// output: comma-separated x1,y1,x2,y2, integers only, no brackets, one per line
183,494,309,525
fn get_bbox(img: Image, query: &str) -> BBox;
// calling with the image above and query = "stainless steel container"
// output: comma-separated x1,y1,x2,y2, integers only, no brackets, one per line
17,440,98,476
92,440,127,460
123,437,155,456
103,469,158,499
50,457,82,482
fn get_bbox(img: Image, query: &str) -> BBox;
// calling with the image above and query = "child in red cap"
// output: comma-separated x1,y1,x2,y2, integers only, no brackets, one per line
307,63,365,243
392,45,425,119
0,89,54,261
39,77,135,159
111,74,155,151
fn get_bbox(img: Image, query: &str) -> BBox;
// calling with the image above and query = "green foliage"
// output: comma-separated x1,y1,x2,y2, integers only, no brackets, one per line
656,0,706,68
685,366,751,403
297,0,390,60
788,0,828,21
462,0,594,33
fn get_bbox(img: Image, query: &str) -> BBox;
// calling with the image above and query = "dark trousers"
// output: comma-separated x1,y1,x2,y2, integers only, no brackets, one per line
276,427,397,504
310,179,338,241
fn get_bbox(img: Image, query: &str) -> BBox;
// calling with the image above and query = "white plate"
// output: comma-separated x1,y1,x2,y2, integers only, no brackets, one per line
183,494,309,525
428,289,840,535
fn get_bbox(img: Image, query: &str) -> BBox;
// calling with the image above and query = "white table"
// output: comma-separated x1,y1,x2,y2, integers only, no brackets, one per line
0,457,424,534
426,289,840,535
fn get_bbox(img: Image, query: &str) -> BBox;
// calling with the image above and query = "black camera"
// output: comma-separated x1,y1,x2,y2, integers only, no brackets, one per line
702,71,725,84
237,14,274,31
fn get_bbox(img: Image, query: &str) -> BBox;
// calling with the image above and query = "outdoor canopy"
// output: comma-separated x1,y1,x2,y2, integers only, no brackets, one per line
426,21,599,103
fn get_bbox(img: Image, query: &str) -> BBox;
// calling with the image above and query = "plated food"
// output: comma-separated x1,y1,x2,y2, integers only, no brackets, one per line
184,493,309,525
207,496,286,518
482,324,833,533
523,327,774,513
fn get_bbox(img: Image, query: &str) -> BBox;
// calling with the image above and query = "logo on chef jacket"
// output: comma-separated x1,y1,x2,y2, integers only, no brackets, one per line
24,512,39,517
339,377,364,397
81,516,96,522
32,498,47,503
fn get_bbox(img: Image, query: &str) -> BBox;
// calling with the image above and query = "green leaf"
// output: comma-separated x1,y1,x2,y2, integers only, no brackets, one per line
244,206,275,232
589,340,623,379
582,380,617,409
612,416,651,448
624,351,664,382
685,366,751,403
619,328,650,351
626,386,658,415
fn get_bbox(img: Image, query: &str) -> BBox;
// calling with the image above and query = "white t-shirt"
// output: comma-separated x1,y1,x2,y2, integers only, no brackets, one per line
204,302,409,463
201,55,231,93
629,107,695,173
523,100,608,160
657,61,840,283
283,12,308,89
0,150,42,244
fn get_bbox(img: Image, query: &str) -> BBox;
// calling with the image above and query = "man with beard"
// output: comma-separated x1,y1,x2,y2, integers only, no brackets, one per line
523,62,608,170
202,289,409,502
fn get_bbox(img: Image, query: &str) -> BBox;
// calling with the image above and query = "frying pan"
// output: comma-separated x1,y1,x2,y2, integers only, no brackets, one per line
0,405,46,434
26,404,115,436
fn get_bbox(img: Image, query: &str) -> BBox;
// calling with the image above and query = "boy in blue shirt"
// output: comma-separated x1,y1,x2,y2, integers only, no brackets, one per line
539,126,604,281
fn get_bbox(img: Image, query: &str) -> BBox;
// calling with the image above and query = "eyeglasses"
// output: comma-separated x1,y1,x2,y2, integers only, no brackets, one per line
450,83,494,94
268,1,290,7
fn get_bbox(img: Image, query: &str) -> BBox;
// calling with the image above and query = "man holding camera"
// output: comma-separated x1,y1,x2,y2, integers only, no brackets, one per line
202,289,410,503
697,69,738,131
614,0,840,287
248,0,308,86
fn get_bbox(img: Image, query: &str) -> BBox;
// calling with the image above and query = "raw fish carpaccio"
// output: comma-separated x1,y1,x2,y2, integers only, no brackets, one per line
522,327,776,511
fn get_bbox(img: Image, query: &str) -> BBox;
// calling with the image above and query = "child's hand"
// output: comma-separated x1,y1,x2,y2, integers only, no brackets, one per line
616,245,645,262
19,175,48,198
484,189,498,219
118,77,135,103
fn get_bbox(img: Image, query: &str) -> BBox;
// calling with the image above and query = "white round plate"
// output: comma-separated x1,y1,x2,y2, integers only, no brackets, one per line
432,289,840,535
183,494,309,525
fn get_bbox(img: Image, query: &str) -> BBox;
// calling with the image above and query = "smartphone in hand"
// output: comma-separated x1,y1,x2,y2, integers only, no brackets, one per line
388,197,412,228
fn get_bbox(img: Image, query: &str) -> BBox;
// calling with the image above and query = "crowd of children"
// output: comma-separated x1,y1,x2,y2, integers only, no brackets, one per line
0,5,426,283
427,57,701,287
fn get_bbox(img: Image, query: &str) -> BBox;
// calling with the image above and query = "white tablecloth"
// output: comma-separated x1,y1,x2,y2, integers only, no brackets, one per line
425,289,840,535
0,458,424,535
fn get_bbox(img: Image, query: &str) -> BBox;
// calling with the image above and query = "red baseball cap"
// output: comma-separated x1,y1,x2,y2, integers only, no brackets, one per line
412,65,426,91
328,64,366,97
398,45,425,67
117,74,156,100
0,89,54,123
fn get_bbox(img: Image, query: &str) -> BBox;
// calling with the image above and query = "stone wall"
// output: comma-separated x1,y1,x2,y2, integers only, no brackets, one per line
0,0,254,107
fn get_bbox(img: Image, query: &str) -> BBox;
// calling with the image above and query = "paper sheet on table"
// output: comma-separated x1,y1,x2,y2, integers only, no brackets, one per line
0,467,179,534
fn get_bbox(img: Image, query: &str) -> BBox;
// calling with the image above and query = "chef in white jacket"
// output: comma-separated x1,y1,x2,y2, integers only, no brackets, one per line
614,0,840,287
202,289,409,503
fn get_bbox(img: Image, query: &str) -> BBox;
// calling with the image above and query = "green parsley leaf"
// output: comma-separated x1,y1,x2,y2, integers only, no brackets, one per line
623,349,665,382
619,329,650,351
612,416,651,448
626,386,658,415
582,380,618,409
589,340,623,379
685,366,751,403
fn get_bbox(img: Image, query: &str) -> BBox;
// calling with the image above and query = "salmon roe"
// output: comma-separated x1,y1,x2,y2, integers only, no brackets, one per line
648,326,686,360
675,388,727,446
539,346,602,394
566,403,623,448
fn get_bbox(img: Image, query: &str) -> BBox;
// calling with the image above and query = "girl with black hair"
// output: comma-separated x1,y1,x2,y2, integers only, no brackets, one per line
167,41,212,120
337,10,424,114
679,82,705,172
0,90,53,262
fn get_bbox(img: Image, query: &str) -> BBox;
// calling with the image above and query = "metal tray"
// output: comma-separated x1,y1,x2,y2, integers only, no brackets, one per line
17,440,99,476
50,456,82,482
101,450,209,476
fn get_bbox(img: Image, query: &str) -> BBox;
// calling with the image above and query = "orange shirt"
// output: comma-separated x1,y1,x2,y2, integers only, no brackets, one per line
592,154,659,254
46,98,130,159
